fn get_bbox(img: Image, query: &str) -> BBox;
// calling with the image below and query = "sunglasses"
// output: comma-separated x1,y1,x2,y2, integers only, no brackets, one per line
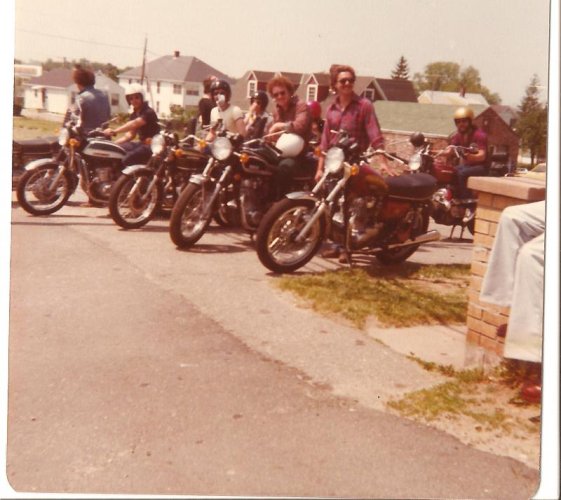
272,90,287,98
454,118,470,124
337,78,355,85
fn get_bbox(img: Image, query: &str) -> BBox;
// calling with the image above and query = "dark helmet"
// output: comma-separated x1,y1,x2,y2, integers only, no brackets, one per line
307,100,322,120
210,79,231,101
251,90,269,109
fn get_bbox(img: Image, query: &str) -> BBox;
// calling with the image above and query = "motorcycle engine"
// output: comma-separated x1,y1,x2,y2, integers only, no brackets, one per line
348,196,382,247
240,177,268,228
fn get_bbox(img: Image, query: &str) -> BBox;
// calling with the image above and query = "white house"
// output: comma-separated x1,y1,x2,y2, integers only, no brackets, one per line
23,68,128,116
117,51,231,116
418,90,489,107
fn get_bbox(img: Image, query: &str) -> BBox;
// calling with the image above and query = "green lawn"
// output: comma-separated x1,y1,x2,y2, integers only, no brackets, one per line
13,116,61,141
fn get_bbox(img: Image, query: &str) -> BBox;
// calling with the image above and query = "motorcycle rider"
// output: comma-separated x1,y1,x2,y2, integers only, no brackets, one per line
206,79,246,141
103,83,160,166
314,64,395,182
266,75,313,198
244,90,273,140
316,64,396,260
72,65,111,137
441,106,489,200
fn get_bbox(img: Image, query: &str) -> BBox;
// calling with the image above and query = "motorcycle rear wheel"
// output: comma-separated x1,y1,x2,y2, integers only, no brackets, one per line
16,165,72,216
256,198,325,273
169,183,213,248
376,210,430,265
109,173,161,229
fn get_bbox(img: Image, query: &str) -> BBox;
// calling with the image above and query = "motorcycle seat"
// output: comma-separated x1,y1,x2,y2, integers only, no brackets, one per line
385,173,437,200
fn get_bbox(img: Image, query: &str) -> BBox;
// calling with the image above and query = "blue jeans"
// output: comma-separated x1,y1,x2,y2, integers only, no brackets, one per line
455,163,487,199
121,142,152,166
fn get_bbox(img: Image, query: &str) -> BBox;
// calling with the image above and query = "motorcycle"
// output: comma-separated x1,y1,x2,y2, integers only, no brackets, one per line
406,132,503,238
108,123,209,229
255,130,440,274
16,113,127,215
169,128,316,249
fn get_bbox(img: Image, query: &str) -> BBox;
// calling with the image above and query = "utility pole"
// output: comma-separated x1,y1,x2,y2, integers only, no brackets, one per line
140,35,147,84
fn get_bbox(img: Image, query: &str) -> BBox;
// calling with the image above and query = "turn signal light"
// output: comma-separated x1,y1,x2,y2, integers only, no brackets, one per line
69,138,80,147
350,164,360,176
197,139,207,150
174,148,186,158
233,173,242,182
239,152,250,165
314,146,322,158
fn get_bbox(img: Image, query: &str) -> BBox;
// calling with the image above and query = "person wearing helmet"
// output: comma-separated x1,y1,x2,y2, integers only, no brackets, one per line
103,83,160,166
72,65,111,137
266,76,313,198
442,106,489,199
244,91,272,140
206,79,246,141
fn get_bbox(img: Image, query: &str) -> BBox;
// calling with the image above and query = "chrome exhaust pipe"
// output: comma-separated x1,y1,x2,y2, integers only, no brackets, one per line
383,229,441,250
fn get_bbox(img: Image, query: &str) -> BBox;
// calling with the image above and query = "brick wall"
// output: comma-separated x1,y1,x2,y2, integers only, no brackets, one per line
383,131,447,164
474,108,519,165
466,177,546,356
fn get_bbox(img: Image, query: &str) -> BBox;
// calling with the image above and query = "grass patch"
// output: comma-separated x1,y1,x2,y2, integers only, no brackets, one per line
276,263,470,328
13,116,61,141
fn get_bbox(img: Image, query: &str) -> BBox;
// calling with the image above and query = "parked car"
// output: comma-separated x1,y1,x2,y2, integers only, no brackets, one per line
522,162,546,181
12,137,60,188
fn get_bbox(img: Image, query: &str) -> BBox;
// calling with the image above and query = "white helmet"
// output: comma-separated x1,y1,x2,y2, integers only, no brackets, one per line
276,133,305,158
125,83,145,102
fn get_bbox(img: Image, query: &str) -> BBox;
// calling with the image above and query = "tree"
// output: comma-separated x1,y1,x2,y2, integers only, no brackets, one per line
391,55,410,80
413,61,501,104
517,75,548,167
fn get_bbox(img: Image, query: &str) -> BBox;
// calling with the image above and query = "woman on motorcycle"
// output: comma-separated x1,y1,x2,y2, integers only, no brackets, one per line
103,84,160,166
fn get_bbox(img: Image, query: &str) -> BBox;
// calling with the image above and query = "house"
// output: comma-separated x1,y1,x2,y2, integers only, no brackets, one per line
23,68,128,116
117,51,231,116
418,90,489,107
373,101,519,165
490,104,518,130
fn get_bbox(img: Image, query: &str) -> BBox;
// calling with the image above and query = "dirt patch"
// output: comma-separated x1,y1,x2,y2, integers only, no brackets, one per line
386,372,541,469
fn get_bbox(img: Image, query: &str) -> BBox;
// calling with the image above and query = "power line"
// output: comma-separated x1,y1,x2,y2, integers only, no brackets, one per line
16,28,142,52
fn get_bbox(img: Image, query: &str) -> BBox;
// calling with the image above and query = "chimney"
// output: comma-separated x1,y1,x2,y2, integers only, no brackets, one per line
173,50,180,58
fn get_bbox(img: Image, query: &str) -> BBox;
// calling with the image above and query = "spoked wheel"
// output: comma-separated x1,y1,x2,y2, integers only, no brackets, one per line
169,183,214,248
109,173,161,229
16,165,72,215
376,210,430,265
256,198,325,273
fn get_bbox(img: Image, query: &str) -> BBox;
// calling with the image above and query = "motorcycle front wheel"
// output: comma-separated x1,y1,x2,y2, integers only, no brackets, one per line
169,183,214,248
16,165,72,215
256,198,325,274
376,210,430,265
109,173,161,229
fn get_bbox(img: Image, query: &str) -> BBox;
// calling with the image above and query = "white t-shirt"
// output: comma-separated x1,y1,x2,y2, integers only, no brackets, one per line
210,104,244,133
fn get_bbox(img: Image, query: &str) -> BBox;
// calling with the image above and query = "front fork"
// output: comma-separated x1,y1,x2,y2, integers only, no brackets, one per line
201,164,232,219
47,148,74,191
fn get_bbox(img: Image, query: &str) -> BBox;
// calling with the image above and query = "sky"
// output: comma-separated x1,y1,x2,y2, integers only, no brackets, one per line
10,0,551,107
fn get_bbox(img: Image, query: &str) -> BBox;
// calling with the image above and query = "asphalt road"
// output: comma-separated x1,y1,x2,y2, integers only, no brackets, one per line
6,196,539,498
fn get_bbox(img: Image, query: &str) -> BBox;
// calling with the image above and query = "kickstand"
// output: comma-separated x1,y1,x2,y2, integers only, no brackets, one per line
459,224,466,239
449,225,457,239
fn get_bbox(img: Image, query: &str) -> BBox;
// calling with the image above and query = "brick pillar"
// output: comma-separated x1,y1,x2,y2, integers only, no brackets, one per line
466,176,546,360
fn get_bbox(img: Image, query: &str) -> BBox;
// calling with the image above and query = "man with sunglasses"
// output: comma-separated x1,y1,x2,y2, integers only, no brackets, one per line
314,64,395,182
442,106,489,200
206,79,246,141
103,83,160,166
266,76,313,198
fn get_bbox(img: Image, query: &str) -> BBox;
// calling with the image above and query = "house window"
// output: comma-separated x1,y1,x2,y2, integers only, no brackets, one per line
34,90,38,97
173,84,182,95
128,79,132,85
156,81,161,94
247,80,257,98
306,84,318,102
186,89,199,96
111,94,119,106
364,89,375,101
70,91,77,104
156,101,160,113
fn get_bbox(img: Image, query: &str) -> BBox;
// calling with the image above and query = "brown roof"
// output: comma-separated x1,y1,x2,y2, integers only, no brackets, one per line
119,53,231,84
27,68,73,88
374,78,418,102
251,70,276,81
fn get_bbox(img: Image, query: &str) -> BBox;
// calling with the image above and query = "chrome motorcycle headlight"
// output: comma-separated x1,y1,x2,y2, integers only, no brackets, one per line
324,147,344,174
409,152,422,172
211,136,233,161
150,134,166,155
58,128,70,146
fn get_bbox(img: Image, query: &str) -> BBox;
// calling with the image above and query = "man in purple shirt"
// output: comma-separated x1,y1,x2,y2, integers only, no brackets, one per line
315,64,395,182
443,106,489,199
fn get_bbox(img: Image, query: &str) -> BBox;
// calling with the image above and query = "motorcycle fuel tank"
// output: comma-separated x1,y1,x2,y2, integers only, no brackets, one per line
82,140,126,160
